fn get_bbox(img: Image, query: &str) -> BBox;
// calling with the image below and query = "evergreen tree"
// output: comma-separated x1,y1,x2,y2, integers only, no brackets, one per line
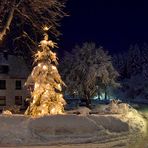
25,27,66,116
127,44,142,77
113,53,128,79
113,43,148,101
142,43,148,79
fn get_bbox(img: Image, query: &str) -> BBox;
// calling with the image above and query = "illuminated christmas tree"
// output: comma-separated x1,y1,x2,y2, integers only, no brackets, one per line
25,27,66,116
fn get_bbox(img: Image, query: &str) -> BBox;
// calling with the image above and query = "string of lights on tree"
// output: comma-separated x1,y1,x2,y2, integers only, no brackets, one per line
25,26,66,117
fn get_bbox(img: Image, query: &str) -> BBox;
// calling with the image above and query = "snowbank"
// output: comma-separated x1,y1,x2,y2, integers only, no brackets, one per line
120,108,147,136
0,110,146,147
91,101,147,136
0,114,129,146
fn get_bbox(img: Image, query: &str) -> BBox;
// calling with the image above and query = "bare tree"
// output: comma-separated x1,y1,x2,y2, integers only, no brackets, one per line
0,0,67,63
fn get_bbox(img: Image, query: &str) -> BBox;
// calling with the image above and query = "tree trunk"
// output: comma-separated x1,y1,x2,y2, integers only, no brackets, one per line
83,86,91,108
0,1,15,41
104,86,107,100
85,94,91,108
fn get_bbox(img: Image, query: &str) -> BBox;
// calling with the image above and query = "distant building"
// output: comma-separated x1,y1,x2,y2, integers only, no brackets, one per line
0,51,30,110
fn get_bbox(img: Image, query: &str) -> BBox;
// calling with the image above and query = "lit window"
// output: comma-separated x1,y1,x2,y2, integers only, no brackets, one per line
0,80,6,89
15,96,22,105
15,80,22,90
0,96,6,106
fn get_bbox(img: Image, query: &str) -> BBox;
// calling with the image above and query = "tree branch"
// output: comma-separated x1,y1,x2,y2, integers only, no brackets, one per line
15,8,42,33
16,0,24,8
0,1,15,41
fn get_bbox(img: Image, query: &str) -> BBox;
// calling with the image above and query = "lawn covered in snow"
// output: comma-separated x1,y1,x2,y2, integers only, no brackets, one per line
0,106,147,148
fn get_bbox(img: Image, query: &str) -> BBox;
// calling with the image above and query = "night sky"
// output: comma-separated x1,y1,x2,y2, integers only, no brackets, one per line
59,0,148,54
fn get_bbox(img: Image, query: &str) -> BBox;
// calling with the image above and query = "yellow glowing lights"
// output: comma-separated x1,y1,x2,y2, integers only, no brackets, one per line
43,65,48,70
38,63,41,67
43,104,47,107
45,90,49,94
59,110,63,114
59,94,63,97
41,40,48,45
48,40,55,48
50,52,56,59
41,110,45,114
51,65,56,70
50,108,56,114
43,26,50,31
25,27,65,117
34,83,39,89
57,84,62,90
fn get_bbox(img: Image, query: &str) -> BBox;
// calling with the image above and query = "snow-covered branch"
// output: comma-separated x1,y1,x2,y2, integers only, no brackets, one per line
0,0,15,41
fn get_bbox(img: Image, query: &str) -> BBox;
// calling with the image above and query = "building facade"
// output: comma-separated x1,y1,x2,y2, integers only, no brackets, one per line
0,52,30,110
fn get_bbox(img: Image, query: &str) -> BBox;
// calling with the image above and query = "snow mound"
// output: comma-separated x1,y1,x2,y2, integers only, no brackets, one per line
0,108,146,147
29,115,101,136
120,108,147,135
89,115,129,133
91,101,129,114
0,114,129,146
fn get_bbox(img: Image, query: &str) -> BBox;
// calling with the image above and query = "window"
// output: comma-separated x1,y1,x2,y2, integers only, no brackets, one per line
15,96,22,105
0,96,6,106
0,80,6,89
15,80,22,90
0,65,9,74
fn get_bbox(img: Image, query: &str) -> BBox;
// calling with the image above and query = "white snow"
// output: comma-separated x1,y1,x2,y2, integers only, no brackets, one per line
0,109,147,147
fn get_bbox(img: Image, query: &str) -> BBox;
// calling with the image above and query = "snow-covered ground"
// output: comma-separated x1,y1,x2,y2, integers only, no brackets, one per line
0,107,147,148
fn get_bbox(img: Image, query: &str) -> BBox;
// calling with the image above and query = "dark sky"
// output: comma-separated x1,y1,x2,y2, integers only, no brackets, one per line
58,0,148,54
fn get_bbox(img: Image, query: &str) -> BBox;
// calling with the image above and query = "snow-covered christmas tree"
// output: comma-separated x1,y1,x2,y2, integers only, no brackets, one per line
25,26,66,116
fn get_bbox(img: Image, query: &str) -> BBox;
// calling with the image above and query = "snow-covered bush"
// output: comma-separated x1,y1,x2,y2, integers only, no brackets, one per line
94,100,129,114
3,105,20,114
60,42,119,106
2,110,12,115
